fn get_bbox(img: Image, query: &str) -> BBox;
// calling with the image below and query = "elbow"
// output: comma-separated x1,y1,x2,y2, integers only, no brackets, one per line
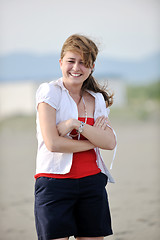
46,144,57,152
110,137,117,150
45,138,61,152
107,132,117,150
101,128,117,150
47,145,58,152
103,138,116,150
109,136,117,150
108,141,116,150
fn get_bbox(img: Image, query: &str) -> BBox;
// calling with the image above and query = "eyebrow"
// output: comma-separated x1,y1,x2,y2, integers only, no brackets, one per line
67,57,84,62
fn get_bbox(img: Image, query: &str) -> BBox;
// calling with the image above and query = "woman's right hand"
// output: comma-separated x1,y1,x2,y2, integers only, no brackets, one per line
57,118,80,137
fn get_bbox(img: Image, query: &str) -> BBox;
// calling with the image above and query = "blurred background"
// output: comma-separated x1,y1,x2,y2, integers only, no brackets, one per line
0,0,160,240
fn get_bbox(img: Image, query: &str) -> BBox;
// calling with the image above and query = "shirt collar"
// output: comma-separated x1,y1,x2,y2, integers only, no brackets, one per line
54,77,96,98
54,78,68,91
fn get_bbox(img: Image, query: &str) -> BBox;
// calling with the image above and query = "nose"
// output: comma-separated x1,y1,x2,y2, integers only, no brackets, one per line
72,62,80,71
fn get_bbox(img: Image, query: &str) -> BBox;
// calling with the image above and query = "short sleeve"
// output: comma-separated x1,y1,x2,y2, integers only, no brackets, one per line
98,93,117,170
36,82,61,110
98,92,110,118
105,107,110,118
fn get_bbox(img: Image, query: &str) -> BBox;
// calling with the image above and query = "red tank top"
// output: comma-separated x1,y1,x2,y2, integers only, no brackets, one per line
35,117,101,179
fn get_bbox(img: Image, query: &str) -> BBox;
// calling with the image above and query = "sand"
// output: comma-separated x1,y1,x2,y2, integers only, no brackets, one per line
0,117,160,240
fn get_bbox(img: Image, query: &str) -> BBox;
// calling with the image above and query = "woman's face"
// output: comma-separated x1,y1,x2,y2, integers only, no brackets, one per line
59,51,93,88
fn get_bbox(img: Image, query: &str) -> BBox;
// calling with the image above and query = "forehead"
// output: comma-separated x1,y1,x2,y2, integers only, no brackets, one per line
63,51,83,60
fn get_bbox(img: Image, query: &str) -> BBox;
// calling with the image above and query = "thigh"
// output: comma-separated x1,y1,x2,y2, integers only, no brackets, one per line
75,173,112,237
35,177,78,239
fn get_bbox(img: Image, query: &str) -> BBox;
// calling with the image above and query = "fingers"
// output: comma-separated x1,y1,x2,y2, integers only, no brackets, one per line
56,120,70,136
94,116,109,130
56,119,79,136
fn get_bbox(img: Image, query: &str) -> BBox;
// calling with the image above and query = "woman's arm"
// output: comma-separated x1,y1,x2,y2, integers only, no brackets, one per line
57,116,116,150
38,102,95,153
86,116,116,150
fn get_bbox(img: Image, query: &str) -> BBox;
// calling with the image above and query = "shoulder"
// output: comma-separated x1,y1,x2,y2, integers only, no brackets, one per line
36,79,62,110
96,93,110,116
87,90,105,104
36,80,61,98
87,91,110,116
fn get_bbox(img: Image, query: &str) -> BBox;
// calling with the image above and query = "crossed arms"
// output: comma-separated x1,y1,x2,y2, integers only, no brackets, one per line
38,103,116,153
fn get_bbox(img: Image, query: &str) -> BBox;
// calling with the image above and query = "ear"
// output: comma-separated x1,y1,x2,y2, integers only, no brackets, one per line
91,63,95,72
59,59,62,69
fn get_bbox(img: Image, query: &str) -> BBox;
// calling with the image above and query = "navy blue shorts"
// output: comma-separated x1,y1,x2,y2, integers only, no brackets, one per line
34,172,113,240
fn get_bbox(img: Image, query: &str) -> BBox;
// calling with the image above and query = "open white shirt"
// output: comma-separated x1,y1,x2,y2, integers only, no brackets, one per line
36,78,117,183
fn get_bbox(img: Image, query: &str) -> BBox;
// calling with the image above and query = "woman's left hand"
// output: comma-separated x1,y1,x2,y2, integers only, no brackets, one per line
94,116,111,130
81,115,116,150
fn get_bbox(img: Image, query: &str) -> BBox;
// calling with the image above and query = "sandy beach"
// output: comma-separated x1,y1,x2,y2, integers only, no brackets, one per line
0,116,160,240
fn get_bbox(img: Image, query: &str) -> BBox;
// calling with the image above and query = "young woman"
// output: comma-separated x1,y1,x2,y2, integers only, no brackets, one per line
34,34,117,240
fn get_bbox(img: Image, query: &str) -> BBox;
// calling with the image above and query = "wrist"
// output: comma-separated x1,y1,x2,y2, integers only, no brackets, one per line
77,121,85,134
69,119,78,130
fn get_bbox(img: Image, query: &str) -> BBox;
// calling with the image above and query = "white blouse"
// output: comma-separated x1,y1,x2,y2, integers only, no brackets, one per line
35,78,117,183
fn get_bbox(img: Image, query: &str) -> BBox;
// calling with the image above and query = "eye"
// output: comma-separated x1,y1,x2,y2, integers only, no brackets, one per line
68,60,74,63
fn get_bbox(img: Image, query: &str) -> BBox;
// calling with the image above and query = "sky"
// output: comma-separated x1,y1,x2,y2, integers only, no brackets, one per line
0,0,160,60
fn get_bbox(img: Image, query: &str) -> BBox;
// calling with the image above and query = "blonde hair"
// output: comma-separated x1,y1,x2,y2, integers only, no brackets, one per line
61,34,113,107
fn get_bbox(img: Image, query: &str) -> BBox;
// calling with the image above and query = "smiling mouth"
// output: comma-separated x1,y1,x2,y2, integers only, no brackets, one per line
69,73,82,77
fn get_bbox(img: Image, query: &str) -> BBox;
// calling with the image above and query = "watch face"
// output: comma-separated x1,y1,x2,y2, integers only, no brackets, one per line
78,121,84,133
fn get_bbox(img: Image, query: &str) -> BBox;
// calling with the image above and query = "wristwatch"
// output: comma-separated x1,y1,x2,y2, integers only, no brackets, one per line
78,121,85,133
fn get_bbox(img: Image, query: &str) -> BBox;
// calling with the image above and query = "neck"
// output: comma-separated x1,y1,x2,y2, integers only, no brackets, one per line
63,80,82,96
